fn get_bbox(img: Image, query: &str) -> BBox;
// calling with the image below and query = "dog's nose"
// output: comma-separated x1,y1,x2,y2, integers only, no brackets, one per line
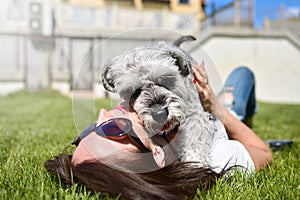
151,105,169,123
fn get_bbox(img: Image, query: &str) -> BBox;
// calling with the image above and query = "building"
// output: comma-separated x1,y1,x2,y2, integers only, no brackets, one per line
0,0,299,103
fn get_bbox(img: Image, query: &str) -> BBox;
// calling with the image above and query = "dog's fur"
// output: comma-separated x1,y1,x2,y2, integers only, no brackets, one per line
101,36,216,166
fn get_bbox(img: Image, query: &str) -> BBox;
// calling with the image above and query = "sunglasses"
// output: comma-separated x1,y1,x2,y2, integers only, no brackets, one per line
72,118,151,153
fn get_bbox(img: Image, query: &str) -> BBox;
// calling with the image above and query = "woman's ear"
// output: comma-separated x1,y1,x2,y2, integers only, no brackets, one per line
152,145,166,168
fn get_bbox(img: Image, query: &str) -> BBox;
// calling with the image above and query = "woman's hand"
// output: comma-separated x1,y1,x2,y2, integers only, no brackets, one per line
192,61,226,122
192,61,212,112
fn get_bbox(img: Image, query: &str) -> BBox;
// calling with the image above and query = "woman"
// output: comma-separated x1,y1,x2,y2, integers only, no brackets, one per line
45,63,272,199
193,64,272,172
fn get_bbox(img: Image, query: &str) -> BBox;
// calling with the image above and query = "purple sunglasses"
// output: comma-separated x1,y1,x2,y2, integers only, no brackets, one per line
72,118,151,153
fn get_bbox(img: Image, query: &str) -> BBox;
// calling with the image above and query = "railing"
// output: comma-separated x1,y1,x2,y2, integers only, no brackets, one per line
261,5,300,38
0,0,28,33
0,0,199,35
201,0,253,29
54,2,198,34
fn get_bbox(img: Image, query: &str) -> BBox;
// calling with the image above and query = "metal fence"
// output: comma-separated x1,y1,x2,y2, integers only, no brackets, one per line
0,0,28,33
56,4,198,32
0,0,199,35
258,5,300,37
202,0,253,29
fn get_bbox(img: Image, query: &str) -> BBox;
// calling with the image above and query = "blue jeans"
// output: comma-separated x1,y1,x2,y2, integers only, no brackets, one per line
224,66,257,122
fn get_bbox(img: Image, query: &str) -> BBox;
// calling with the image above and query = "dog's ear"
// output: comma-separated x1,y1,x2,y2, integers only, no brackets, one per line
173,35,196,47
165,35,196,76
169,51,191,77
101,65,115,93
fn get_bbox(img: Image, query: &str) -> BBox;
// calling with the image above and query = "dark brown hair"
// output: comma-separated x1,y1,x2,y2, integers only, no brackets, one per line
45,153,226,200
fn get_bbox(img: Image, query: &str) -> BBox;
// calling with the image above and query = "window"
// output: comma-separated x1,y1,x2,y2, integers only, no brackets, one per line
179,0,189,4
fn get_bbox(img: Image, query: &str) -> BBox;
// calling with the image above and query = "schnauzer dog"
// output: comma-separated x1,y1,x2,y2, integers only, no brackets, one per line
101,36,216,166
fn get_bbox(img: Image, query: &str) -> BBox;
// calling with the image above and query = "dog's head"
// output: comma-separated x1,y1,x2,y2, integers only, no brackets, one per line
101,36,202,136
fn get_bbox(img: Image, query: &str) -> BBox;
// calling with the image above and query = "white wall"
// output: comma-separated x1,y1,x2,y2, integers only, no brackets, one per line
0,82,25,96
189,30,300,103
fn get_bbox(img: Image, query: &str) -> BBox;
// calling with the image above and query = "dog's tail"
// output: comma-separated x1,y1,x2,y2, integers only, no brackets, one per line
173,35,196,47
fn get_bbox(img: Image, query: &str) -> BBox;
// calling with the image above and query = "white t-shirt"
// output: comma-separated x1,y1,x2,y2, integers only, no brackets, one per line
208,119,255,173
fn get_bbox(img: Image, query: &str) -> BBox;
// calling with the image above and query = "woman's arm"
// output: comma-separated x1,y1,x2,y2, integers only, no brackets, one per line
221,109,272,170
192,63,272,170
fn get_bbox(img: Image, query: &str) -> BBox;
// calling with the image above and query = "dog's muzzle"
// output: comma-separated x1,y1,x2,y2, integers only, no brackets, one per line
151,104,169,123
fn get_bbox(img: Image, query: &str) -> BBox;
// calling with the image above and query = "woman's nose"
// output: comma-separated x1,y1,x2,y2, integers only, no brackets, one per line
97,109,113,123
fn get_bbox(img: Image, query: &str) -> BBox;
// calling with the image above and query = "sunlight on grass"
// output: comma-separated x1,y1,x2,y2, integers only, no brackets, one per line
0,91,299,199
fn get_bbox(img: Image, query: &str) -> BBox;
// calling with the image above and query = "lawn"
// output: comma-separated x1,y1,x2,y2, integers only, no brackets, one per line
0,91,299,199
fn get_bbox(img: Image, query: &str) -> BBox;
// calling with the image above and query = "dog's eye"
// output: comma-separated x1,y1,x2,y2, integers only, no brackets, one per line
157,76,176,90
146,96,165,108
154,95,167,105
156,83,169,90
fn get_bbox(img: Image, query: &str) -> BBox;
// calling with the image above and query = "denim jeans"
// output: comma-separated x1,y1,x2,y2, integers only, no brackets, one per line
224,66,257,122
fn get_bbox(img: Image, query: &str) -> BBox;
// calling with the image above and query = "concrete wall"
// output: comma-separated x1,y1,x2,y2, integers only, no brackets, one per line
1,27,300,104
187,27,300,103
0,29,183,96
0,35,26,95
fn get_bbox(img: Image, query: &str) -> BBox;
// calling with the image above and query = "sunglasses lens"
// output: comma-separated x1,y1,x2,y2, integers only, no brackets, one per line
95,118,151,153
100,118,130,137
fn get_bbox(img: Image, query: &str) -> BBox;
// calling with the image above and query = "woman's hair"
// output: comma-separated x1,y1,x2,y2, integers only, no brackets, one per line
45,153,226,200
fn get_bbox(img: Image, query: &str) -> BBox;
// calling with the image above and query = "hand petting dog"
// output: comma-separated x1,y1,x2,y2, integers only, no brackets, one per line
192,62,226,123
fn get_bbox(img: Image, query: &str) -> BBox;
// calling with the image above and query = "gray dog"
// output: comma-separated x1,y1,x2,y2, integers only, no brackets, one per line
101,36,216,166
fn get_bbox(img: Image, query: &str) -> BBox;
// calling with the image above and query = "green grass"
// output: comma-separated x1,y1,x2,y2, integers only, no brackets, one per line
0,91,299,199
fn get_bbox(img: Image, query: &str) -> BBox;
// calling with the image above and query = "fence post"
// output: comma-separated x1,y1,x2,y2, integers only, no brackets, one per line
234,0,240,27
249,0,254,27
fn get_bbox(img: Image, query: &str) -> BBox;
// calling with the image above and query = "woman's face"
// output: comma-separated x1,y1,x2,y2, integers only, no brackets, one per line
72,108,168,168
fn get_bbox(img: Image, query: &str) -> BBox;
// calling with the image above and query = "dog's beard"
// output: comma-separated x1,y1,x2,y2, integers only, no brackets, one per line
132,84,185,137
